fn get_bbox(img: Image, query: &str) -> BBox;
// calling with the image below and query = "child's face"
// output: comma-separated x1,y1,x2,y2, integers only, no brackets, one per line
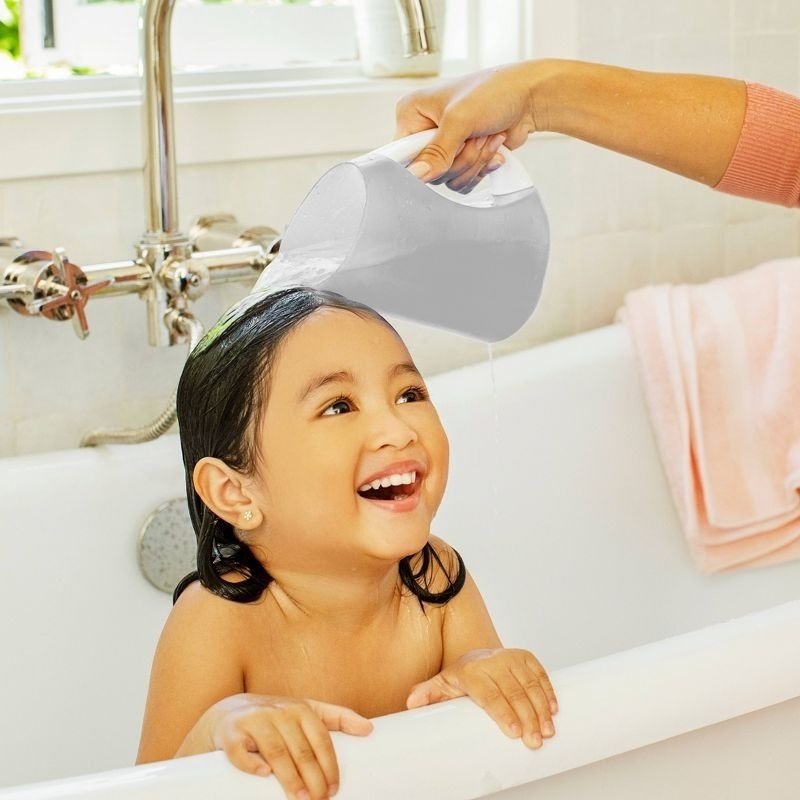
247,307,449,574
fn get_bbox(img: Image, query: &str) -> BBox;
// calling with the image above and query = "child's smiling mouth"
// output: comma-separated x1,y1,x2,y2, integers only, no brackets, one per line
358,470,417,500
356,461,425,511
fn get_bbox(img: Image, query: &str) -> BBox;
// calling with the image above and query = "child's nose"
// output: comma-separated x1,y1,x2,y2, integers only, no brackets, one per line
365,406,418,450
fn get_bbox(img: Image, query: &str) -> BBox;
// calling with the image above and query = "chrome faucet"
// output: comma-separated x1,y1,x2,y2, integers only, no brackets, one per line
1,0,281,348
395,0,439,57
141,0,181,246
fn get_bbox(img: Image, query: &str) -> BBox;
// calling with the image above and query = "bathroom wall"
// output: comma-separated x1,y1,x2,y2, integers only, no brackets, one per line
1,0,799,456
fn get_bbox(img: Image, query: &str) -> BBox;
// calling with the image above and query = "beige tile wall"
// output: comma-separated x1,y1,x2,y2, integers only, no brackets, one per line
1,0,799,455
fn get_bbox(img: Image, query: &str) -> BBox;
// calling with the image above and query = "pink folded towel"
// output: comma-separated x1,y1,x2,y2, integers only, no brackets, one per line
616,259,800,573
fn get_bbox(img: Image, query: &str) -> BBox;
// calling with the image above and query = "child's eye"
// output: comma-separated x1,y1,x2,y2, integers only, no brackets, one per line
322,396,353,416
397,385,429,404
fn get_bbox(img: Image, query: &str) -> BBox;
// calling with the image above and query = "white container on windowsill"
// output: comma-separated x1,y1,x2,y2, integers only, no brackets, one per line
353,0,446,78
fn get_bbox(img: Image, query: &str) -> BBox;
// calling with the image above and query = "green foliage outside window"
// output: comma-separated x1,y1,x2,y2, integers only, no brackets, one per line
0,1,20,61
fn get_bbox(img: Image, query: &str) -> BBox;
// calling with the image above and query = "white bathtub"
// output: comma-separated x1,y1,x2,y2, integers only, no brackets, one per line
2,323,800,799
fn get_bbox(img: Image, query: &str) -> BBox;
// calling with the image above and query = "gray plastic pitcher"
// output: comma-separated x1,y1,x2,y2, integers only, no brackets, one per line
255,130,550,342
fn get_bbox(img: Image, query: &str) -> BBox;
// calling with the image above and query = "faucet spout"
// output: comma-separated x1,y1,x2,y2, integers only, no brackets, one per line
394,0,439,57
140,0,181,244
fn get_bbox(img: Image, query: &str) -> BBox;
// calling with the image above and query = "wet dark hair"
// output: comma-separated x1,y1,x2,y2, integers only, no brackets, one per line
174,286,465,606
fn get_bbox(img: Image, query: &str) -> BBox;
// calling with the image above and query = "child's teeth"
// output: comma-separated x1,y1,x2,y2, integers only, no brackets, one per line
359,471,419,494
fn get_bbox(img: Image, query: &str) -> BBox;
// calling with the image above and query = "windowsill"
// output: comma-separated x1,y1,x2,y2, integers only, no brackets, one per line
0,64,461,181
0,1,580,182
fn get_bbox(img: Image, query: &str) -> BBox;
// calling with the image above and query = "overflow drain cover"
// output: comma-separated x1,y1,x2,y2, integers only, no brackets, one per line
138,498,196,594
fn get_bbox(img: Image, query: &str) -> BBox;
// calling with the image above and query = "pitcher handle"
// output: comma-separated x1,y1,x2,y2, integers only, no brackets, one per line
366,129,534,196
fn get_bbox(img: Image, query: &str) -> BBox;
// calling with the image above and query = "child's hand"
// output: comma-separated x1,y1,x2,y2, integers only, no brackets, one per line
202,693,373,800
406,648,558,749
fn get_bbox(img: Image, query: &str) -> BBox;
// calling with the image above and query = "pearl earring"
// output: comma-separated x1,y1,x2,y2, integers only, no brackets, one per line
243,510,253,522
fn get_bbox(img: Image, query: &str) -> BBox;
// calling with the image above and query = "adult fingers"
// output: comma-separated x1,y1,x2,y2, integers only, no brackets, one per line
394,91,437,139
405,116,478,183
444,134,507,193
429,135,485,186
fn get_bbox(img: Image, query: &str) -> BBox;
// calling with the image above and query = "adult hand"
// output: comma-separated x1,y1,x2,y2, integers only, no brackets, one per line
395,63,540,192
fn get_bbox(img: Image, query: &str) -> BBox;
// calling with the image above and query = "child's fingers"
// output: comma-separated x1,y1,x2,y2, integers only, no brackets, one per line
267,714,337,800
479,676,547,749
459,671,526,741
507,662,556,746
460,651,556,749
221,735,273,778
218,703,341,799
406,674,464,709
518,651,558,715
492,652,556,746
406,677,440,709
307,699,374,736
299,713,343,796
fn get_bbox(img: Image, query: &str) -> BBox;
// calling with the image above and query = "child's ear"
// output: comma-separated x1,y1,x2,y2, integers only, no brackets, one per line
193,457,262,530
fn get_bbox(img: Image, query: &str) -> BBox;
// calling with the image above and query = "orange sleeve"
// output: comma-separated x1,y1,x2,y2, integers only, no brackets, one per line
714,82,800,207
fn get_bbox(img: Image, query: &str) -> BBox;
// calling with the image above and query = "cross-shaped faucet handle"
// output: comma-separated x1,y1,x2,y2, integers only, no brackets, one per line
35,248,112,339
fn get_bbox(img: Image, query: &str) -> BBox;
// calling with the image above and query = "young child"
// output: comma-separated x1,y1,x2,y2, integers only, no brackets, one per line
136,287,558,800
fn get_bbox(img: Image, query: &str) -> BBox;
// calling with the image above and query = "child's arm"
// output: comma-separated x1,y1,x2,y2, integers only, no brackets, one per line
406,542,558,749
136,583,371,800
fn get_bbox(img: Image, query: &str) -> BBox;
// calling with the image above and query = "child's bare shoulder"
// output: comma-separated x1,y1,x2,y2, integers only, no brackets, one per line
164,579,259,650
147,580,253,719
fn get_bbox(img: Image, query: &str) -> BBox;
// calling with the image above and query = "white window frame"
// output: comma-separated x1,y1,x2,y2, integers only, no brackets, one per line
0,0,577,182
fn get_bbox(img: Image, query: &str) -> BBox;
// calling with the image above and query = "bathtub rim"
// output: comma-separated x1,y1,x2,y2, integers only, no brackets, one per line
3,597,799,799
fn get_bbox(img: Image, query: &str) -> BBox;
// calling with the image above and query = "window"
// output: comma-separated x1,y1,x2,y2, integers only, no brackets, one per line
8,0,472,78
20,0,358,77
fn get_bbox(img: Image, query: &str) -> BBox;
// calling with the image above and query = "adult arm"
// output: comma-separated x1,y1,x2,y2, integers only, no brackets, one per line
396,59,747,191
